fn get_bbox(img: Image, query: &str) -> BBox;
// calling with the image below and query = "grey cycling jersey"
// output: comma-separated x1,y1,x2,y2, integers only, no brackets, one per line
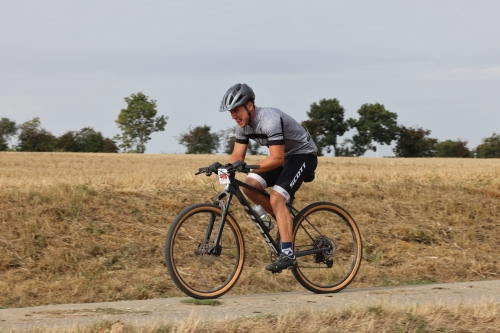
235,106,317,156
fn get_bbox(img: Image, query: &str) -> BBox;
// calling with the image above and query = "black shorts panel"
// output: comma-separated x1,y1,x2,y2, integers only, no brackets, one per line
254,154,317,200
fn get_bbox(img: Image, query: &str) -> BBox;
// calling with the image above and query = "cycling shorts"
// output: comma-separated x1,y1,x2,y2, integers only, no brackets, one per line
246,154,318,201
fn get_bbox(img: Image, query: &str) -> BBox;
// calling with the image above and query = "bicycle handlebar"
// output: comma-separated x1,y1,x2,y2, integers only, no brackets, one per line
195,163,260,176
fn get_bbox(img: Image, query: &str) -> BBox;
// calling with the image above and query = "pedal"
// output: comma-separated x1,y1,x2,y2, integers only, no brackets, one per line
271,269,282,274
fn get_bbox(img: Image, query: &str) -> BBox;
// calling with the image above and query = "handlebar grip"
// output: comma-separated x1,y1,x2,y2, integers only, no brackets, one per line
195,167,210,176
246,165,260,169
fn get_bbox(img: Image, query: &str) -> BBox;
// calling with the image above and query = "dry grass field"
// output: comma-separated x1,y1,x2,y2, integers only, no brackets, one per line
1,152,499,308
6,302,500,333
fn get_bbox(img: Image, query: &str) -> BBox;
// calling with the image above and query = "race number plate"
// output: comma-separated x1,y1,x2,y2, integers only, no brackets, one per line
218,169,230,184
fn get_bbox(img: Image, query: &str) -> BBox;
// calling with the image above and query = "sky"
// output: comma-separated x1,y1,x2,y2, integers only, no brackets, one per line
1,0,499,156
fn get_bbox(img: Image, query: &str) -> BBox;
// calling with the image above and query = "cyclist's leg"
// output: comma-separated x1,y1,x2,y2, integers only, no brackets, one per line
243,167,282,214
266,154,318,271
270,191,293,241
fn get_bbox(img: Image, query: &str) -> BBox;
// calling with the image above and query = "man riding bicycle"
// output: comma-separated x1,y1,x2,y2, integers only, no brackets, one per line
208,83,318,272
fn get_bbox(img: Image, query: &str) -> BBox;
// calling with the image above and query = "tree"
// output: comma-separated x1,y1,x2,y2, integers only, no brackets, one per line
114,92,168,153
301,98,349,156
348,103,398,156
56,127,119,153
219,126,263,155
248,142,263,155
178,125,220,154
219,127,236,155
0,118,17,151
82,129,103,152
77,127,119,153
434,139,471,158
56,131,81,152
476,133,500,158
393,125,437,157
102,138,120,153
335,138,355,157
17,117,57,152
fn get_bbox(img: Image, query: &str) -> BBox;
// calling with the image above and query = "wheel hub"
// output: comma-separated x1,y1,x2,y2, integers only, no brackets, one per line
194,241,222,265
195,241,222,256
313,236,337,267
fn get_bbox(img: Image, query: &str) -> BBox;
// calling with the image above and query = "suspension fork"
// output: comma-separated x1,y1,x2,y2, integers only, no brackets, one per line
203,191,227,243
207,190,234,254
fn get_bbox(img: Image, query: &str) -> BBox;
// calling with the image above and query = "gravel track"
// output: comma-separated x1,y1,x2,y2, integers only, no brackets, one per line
1,280,499,331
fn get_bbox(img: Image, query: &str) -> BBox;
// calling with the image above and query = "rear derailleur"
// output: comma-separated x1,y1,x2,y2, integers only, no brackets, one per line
313,236,336,268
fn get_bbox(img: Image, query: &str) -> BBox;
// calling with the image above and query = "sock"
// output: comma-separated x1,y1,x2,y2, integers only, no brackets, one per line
281,242,295,259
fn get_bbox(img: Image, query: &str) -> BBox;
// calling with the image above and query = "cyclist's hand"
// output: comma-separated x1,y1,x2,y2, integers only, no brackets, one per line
227,160,247,172
207,161,223,174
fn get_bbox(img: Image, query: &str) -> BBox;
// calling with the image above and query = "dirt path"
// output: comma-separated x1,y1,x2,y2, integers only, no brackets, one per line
1,280,499,331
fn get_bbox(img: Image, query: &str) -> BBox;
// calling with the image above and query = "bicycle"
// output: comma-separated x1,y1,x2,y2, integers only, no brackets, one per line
164,163,362,299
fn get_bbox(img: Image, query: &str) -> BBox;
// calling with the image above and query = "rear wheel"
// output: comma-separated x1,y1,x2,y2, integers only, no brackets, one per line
165,203,245,299
292,202,362,293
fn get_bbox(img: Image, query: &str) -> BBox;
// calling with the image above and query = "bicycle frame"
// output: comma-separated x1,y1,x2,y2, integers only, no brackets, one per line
206,171,332,258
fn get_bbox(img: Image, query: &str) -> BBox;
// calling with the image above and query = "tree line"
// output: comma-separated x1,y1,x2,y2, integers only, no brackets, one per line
1,93,498,158
0,92,167,153
299,98,500,158
176,98,500,158
0,117,119,153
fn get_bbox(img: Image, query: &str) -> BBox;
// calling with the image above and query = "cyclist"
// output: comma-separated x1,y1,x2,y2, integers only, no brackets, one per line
208,83,318,272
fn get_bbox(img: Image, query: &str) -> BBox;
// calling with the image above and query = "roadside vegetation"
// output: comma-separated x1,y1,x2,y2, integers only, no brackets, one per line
6,302,500,332
0,153,499,308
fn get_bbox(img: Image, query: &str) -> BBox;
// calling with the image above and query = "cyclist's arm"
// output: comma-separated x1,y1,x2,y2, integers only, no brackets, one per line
254,144,285,173
229,142,247,164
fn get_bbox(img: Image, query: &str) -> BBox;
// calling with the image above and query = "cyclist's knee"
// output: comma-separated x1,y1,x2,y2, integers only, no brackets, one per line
243,177,263,196
270,190,287,208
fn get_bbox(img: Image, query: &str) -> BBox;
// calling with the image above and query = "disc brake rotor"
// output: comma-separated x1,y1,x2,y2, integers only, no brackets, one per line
195,241,222,264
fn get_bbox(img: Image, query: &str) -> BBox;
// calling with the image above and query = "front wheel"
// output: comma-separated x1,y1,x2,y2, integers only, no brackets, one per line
165,203,245,299
292,202,362,293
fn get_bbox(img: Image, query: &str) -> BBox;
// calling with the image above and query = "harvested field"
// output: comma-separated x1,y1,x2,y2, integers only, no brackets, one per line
0,152,499,308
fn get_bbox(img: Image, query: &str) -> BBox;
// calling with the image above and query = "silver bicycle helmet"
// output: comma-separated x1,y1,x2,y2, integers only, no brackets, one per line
219,83,255,112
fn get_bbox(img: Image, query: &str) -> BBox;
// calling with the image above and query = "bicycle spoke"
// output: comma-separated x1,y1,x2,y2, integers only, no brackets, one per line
292,202,362,293
165,204,245,298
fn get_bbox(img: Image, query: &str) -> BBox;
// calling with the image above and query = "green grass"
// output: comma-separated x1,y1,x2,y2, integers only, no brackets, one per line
367,305,383,316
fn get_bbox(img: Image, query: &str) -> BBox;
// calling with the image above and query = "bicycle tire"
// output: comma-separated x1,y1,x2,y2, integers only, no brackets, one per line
165,203,245,299
291,201,362,293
